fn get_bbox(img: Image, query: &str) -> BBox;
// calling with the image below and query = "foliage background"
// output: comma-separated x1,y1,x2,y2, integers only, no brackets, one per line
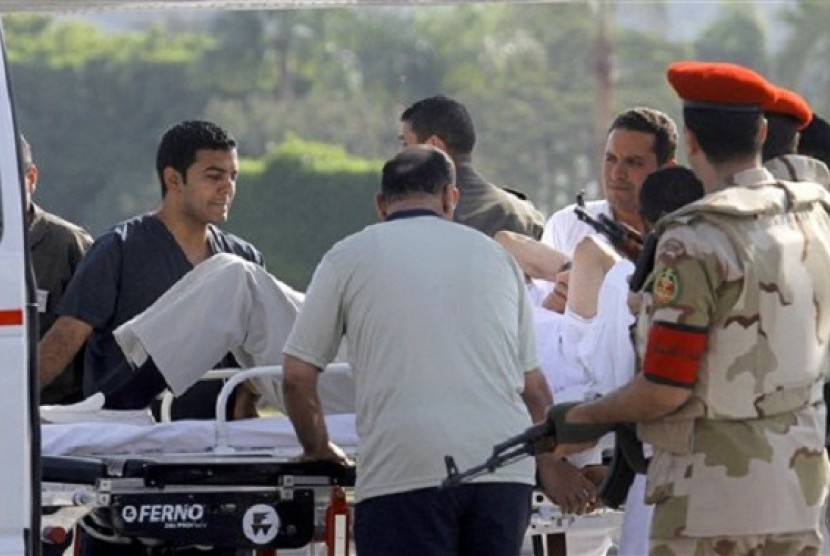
4,1,824,288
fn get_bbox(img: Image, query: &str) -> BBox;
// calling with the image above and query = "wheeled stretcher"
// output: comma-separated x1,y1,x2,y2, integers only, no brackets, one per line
40,365,622,555
41,365,359,554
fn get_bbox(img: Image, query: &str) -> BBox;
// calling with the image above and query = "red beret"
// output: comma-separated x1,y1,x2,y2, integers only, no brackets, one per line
764,87,812,130
667,61,777,111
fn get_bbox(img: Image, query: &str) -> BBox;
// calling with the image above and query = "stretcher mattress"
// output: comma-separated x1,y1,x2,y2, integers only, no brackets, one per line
42,413,358,457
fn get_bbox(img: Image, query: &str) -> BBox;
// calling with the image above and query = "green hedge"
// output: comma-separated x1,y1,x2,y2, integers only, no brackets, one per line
228,135,383,290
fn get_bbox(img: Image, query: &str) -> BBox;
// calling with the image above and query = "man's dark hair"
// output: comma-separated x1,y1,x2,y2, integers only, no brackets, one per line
639,166,704,226
381,146,455,202
155,120,237,197
762,113,800,161
683,108,764,165
608,107,678,166
400,95,476,158
798,114,830,167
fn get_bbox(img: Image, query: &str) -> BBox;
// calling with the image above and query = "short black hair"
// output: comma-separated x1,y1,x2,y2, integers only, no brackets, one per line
400,95,476,157
381,146,455,202
762,113,800,161
639,166,704,226
156,120,237,197
683,107,764,164
608,107,678,166
798,114,830,167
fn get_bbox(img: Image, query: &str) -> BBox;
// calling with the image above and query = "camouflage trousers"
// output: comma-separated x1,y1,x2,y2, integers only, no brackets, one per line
649,531,821,556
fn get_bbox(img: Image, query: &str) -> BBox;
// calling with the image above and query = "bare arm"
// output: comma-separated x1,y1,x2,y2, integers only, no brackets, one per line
566,236,617,319
567,373,690,426
520,367,553,422
282,354,352,465
39,315,92,389
495,231,569,282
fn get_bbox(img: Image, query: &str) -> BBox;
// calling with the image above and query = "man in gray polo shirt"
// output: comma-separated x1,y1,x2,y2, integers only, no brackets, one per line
282,145,555,556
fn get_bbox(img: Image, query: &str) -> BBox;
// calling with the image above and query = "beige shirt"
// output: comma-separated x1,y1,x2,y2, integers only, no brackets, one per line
764,153,830,186
284,214,538,502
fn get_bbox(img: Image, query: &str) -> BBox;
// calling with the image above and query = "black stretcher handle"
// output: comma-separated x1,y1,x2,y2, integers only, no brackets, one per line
42,455,107,485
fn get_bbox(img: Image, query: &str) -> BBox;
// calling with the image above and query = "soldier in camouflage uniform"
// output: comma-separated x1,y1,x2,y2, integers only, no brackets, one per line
799,114,830,170
761,84,830,554
547,62,830,555
762,86,830,187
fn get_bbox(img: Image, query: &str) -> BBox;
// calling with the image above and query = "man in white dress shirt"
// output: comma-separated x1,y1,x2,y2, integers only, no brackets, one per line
542,107,678,257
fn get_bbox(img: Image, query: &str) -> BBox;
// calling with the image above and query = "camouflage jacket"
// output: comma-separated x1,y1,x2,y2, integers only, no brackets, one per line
764,153,830,187
636,167,830,537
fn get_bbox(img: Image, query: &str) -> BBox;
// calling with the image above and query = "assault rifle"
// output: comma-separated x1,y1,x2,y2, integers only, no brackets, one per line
573,192,644,260
442,403,614,488
440,400,652,509
442,413,650,509
441,421,549,488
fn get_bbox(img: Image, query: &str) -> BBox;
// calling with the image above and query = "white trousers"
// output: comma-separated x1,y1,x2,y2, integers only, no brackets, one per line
112,253,357,414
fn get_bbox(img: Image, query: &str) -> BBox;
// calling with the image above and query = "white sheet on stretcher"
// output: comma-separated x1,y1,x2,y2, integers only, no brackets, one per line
41,414,358,457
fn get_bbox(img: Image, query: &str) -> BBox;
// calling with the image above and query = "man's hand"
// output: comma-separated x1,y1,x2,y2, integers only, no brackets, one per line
537,454,598,515
283,354,347,465
295,441,354,467
231,380,261,420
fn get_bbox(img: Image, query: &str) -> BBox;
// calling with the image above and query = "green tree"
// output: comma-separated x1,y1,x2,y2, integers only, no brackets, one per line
203,8,436,160
5,15,215,233
207,10,334,102
693,4,769,74
202,5,689,216
615,28,690,164
415,4,598,211
4,6,707,241
776,0,830,116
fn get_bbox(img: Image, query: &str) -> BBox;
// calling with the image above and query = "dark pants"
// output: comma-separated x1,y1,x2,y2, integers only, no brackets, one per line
100,357,236,420
354,482,533,556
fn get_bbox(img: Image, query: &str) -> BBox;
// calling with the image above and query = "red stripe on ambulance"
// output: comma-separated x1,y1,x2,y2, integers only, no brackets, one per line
0,310,23,326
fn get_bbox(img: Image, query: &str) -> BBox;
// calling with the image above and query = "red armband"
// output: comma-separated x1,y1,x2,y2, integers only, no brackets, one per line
642,322,707,387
